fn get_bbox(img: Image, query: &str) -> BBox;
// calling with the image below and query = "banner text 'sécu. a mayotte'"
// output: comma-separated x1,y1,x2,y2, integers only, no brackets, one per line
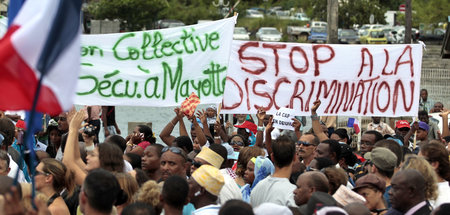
75,16,237,107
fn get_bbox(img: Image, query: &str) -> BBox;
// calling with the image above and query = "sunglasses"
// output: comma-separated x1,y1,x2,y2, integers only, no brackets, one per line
192,160,203,168
57,117,67,121
297,141,312,146
306,166,317,172
230,141,244,146
35,170,49,176
162,146,187,161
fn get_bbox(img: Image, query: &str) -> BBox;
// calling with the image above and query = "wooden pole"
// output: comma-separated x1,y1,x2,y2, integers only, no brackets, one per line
405,0,412,43
327,0,339,44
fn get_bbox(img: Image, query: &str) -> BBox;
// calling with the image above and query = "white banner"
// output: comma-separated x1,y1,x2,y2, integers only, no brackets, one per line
222,41,423,116
75,17,236,106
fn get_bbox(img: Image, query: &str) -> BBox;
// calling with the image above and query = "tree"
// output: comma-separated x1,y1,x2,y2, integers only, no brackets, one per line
413,0,450,27
88,0,168,31
158,0,223,25
303,0,386,28
339,0,386,28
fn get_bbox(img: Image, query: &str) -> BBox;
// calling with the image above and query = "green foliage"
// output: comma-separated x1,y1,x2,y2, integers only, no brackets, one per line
303,0,390,28
86,0,448,33
339,0,387,28
379,0,404,10
158,0,222,25
236,17,307,41
88,0,168,31
413,0,450,26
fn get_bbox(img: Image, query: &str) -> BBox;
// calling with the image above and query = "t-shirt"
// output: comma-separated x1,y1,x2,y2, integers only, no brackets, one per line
250,176,296,207
124,160,133,172
218,168,242,204
427,121,440,140
192,204,221,215
137,141,151,150
7,154,26,183
431,181,450,208
384,185,392,208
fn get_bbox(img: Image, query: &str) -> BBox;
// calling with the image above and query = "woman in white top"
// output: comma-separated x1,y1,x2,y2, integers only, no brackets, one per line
419,141,450,208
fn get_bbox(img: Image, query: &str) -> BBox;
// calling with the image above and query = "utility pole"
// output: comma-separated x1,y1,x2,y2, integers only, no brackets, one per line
327,0,339,44
404,0,412,43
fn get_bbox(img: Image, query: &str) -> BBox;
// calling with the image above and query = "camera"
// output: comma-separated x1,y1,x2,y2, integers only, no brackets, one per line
83,125,96,137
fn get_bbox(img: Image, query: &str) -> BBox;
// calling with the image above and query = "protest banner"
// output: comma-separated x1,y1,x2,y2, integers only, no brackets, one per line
75,17,236,106
273,107,296,130
222,41,423,116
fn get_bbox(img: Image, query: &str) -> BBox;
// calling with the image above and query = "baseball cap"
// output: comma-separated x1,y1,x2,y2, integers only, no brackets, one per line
234,121,257,134
418,121,429,131
395,120,410,129
353,174,386,193
363,147,397,172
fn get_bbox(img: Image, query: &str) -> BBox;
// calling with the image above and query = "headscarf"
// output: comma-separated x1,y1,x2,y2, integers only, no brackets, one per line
241,156,275,202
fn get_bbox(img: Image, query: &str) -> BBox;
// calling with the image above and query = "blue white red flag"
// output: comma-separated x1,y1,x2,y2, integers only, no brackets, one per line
0,0,82,115
347,118,360,134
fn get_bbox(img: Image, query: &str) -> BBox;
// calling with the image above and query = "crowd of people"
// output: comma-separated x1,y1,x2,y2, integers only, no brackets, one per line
0,89,449,215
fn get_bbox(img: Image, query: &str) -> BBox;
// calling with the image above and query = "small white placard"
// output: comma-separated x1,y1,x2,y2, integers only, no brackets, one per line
273,107,295,131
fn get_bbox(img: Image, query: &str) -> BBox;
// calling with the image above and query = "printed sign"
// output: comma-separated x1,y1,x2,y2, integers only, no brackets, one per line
75,17,236,106
222,41,423,116
273,107,296,130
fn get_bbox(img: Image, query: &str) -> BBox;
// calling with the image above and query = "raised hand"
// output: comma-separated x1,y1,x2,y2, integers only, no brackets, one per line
131,132,144,144
257,108,266,121
439,108,450,118
311,100,321,113
411,121,419,132
292,117,301,131
174,107,185,120
196,109,207,124
69,109,86,131
66,106,77,125
266,116,274,133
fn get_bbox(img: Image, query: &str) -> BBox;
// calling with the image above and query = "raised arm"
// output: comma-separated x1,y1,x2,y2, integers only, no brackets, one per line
440,109,450,137
404,121,418,146
292,117,302,141
197,109,213,138
177,108,189,137
63,109,87,186
311,100,329,142
191,116,207,147
264,116,274,156
101,106,109,137
159,108,185,146
214,120,229,143
255,108,266,148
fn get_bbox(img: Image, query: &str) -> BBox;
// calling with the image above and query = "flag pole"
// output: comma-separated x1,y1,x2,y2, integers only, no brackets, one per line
14,73,45,209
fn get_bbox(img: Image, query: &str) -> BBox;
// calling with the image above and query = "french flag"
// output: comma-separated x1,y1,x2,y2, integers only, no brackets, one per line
347,118,360,134
0,0,82,115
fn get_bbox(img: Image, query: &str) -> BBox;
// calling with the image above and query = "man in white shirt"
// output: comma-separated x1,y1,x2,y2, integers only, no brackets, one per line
250,135,297,207
367,117,395,136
